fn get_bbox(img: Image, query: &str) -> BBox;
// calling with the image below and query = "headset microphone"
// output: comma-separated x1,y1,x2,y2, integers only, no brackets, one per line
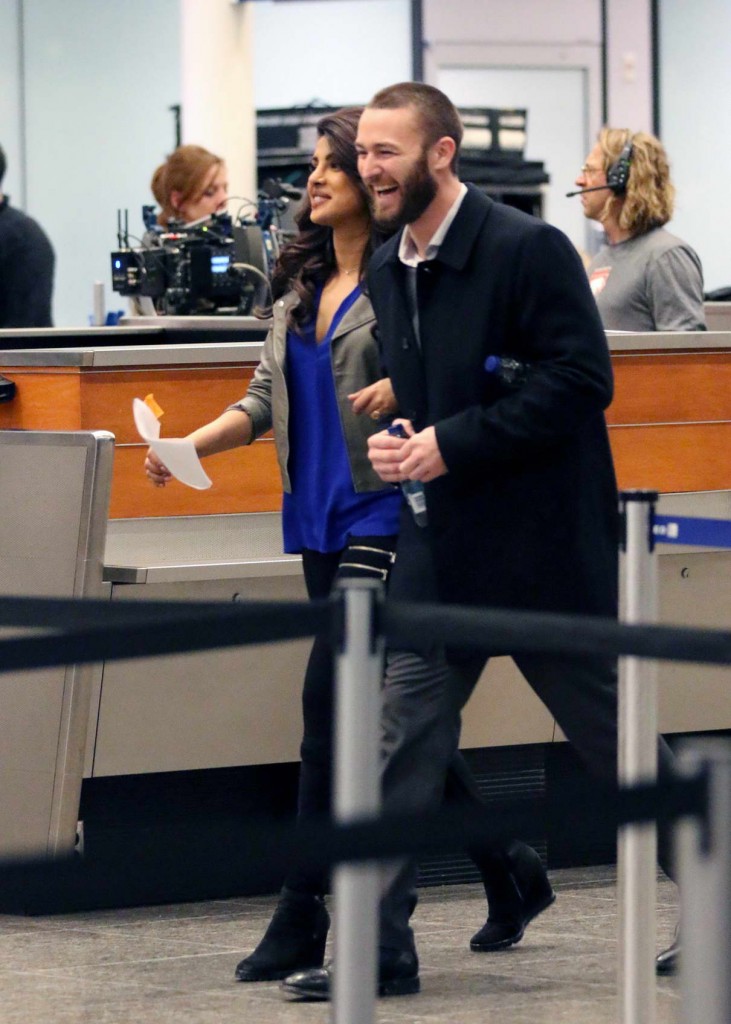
565,185,614,198
568,134,634,199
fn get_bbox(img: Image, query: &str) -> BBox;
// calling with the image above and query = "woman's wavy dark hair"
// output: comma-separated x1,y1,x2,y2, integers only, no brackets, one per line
263,106,385,332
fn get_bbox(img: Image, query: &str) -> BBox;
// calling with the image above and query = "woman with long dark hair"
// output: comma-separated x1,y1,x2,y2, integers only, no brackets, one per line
145,108,402,979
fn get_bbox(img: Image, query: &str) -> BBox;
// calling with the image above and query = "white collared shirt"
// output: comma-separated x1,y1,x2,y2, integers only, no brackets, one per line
397,183,467,347
397,182,468,267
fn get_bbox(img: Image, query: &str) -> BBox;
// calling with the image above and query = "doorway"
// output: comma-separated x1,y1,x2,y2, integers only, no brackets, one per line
438,66,590,255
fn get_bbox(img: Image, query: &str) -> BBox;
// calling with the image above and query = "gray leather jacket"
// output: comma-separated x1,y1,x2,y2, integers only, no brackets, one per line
229,289,393,493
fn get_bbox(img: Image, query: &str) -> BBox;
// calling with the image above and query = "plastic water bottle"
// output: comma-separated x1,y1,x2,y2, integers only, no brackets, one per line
484,354,530,388
387,423,428,528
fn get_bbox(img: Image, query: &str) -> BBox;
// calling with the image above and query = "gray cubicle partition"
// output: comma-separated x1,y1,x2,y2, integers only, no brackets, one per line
704,302,731,332
0,430,114,857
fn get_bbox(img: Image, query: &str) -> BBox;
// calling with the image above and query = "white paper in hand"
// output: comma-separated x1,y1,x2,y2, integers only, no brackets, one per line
133,398,212,490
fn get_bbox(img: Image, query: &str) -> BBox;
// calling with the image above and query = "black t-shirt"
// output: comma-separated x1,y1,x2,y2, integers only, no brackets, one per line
0,195,55,328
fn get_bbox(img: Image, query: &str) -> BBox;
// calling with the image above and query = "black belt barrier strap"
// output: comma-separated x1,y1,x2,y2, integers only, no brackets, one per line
383,601,731,668
0,596,329,673
2,595,731,675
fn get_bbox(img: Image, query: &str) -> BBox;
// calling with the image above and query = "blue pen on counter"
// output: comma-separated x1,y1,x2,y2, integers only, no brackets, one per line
387,423,428,528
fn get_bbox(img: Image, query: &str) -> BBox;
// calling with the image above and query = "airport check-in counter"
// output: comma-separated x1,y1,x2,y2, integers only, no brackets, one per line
1,322,731,862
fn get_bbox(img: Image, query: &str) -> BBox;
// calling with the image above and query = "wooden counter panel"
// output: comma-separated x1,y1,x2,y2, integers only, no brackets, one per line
109,441,282,518
0,368,81,430
80,367,254,443
608,352,731,424
6,347,731,515
609,422,731,492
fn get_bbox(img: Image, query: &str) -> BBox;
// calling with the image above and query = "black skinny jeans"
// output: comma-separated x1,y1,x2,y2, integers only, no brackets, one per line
284,535,397,894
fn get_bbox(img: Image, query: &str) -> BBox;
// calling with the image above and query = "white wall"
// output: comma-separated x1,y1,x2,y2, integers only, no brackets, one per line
423,0,603,252
181,0,256,205
424,0,601,43
5,0,411,326
437,65,588,251
659,0,731,292
20,0,180,326
251,0,412,108
605,0,653,130
0,0,24,205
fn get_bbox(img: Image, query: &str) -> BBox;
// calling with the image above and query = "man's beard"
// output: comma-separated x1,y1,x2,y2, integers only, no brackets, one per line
372,150,437,232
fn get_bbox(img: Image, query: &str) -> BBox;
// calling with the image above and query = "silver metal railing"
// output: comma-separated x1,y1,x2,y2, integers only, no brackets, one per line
619,491,660,1024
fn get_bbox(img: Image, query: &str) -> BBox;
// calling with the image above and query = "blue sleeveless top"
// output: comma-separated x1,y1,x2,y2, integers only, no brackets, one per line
282,284,401,553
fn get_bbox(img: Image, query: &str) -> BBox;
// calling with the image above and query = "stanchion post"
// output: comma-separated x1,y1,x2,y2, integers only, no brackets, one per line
678,740,731,1024
330,579,385,1024
618,490,660,1024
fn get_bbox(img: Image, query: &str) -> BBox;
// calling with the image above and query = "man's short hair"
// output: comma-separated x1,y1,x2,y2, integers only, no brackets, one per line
598,128,675,236
0,145,6,186
368,82,463,173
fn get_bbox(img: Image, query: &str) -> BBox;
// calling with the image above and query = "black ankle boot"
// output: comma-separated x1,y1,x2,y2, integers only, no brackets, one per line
235,888,330,982
282,947,420,1001
470,840,555,951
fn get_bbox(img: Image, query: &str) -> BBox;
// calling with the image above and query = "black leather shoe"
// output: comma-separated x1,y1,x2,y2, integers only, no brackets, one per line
656,928,680,975
281,948,420,1001
470,840,556,951
235,889,329,982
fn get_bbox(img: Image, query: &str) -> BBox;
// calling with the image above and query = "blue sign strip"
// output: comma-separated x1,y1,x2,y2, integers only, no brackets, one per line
653,514,731,548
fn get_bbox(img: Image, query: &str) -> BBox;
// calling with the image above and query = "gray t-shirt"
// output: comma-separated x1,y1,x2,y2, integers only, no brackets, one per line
587,227,705,331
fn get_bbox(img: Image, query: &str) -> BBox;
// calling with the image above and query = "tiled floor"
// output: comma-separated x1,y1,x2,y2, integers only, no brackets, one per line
0,865,680,1024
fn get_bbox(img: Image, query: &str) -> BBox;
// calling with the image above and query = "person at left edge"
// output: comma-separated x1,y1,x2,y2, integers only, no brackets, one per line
0,143,55,328
144,108,548,984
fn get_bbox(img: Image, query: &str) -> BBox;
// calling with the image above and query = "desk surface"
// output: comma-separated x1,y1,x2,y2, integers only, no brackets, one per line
117,316,268,331
104,513,299,583
0,317,270,351
0,341,265,367
607,330,731,351
2,328,730,366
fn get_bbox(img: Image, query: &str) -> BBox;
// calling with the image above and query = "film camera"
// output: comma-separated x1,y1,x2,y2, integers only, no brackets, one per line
110,183,298,316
